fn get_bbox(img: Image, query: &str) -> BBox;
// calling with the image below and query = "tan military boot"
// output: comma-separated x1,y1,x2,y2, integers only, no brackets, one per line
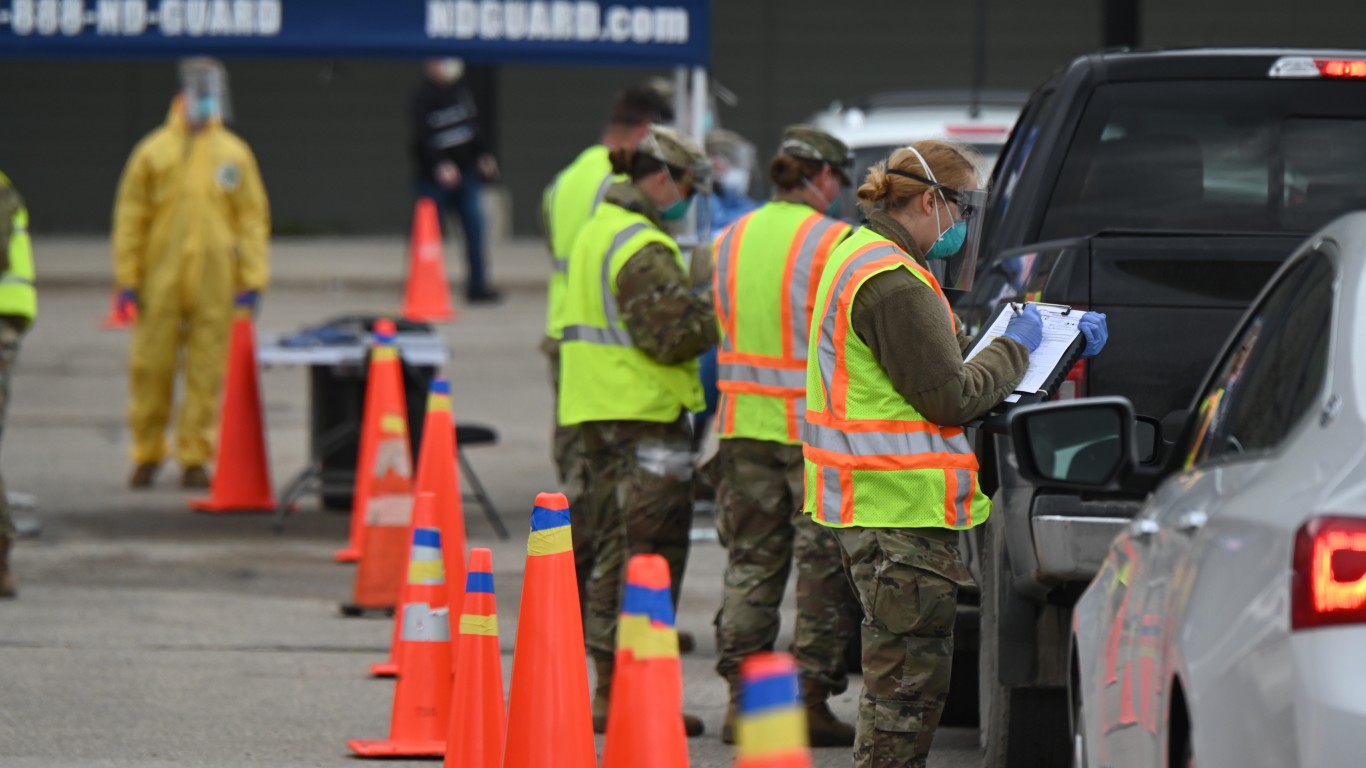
0,534,15,598
720,699,738,744
805,700,855,747
591,655,613,734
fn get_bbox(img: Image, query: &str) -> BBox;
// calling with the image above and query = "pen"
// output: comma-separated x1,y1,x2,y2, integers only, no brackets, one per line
1010,302,1021,316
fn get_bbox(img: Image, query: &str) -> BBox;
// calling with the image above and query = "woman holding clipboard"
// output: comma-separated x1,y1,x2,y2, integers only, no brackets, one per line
801,141,1108,767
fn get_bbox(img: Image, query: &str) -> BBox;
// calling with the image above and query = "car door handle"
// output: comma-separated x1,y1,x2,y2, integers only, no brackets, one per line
1176,510,1209,534
1129,518,1160,539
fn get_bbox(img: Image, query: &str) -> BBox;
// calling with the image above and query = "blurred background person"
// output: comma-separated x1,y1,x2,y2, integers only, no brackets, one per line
0,170,35,598
411,57,502,304
705,128,759,238
541,84,673,615
113,57,270,490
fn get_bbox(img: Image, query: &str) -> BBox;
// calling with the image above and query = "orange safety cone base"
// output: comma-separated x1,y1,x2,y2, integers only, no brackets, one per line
369,660,398,677
735,752,814,768
346,738,445,758
334,547,361,563
190,497,275,513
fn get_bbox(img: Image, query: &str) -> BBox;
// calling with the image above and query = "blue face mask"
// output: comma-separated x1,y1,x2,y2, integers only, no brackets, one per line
926,219,966,260
192,95,219,124
661,196,693,222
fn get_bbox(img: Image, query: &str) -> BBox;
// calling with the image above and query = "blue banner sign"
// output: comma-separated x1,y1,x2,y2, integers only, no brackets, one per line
0,0,709,65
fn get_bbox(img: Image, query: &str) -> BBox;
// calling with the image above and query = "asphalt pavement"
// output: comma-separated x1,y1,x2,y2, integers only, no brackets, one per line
0,237,981,767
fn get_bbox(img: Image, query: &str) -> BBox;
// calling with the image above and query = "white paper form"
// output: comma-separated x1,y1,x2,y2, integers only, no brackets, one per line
964,304,1082,402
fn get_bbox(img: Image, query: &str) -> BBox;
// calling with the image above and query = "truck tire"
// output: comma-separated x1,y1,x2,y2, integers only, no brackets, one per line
979,515,1070,768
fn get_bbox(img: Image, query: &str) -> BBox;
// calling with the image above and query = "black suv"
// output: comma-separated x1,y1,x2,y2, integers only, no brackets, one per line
949,48,1366,766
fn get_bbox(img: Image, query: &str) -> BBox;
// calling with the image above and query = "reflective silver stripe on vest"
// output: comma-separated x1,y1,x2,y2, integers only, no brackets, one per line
565,221,650,349
562,324,633,347
592,174,614,210
950,468,975,527
787,217,841,354
554,259,569,273
0,275,33,286
803,422,971,457
718,362,805,390
821,466,843,524
814,245,905,407
713,224,739,346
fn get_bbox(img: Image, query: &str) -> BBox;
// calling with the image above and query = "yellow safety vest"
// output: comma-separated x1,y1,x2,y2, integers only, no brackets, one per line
558,201,704,426
803,227,989,529
542,145,620,340
0,173,35,321
713,201,850,444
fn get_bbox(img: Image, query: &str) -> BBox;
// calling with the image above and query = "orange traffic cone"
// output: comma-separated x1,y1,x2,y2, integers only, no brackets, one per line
191,302,276,513
443,547,505,768
336,318,410,564
371,377,467,674
401,197,457,323
348,501,452,758
603,554,688,768
100,288,135,329
502,492,595,768
733,653,811,768
372,491,448,676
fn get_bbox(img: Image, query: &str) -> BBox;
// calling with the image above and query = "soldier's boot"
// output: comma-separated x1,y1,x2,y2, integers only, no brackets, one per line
720,679,741,745
0,534,15,598
128,462,159,489
803,681,855,747
591,655,613,734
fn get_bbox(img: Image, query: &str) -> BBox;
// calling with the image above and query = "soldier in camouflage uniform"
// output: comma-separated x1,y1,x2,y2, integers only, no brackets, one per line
710,127,864,746
0,172,36,598
556,126,716,736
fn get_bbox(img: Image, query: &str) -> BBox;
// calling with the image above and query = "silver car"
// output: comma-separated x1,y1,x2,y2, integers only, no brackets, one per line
1006,211,1366,767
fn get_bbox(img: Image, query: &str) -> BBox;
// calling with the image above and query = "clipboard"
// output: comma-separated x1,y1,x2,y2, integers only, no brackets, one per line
963,302,1086,409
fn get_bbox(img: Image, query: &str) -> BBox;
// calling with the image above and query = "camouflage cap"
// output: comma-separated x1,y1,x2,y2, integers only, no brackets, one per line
778,125,853,182
705,128,755,168
639,125,711,184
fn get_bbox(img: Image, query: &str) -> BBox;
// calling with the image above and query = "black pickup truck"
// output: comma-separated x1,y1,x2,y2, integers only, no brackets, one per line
947,48,1366,766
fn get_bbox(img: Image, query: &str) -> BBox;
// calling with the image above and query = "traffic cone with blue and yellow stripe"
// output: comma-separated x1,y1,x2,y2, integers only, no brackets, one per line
347,491,451,758
501,492,595,768
602,553,689,768
733,653,812,768
442,547,504,768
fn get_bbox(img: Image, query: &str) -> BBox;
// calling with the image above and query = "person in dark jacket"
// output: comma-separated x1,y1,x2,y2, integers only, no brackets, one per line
411,58,501,304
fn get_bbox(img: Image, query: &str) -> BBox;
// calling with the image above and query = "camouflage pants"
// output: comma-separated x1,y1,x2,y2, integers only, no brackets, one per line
581,417,693,661
543,337,592,616
712,438,859,702
833,526,970,768
0,318,21,539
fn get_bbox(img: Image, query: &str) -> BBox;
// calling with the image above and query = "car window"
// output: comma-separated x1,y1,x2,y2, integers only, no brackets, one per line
988,89,1053,226
1040,81,1366,239
1184,249,1335,467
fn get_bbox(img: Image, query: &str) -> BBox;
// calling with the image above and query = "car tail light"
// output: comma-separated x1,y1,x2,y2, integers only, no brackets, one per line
1269,56,1366,79
1292,516,1366,630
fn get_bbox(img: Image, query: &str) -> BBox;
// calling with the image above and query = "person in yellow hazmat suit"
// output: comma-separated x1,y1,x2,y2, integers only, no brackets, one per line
112,57,270,489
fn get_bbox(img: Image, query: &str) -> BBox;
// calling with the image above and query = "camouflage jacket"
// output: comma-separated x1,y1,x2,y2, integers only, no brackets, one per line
604,182,718,365
850,211,1028,426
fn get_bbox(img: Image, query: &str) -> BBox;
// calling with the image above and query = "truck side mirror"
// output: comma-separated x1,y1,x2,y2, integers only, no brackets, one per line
1009,397,1138,491
1135,415,1162,464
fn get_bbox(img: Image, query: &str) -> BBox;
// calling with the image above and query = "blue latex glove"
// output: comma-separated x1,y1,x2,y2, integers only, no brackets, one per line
235,290,259,314
116,288,138,320
1079,311,1108,357
1002,303,1043,352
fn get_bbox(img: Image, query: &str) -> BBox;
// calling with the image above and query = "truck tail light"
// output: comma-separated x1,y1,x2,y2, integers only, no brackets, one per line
1292,516,1366,630
1053,359,1087,401
1269,56,1366,79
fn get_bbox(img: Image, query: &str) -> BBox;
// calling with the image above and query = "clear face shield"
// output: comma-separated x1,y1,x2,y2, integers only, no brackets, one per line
180,58,230,127
938,187,986,292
